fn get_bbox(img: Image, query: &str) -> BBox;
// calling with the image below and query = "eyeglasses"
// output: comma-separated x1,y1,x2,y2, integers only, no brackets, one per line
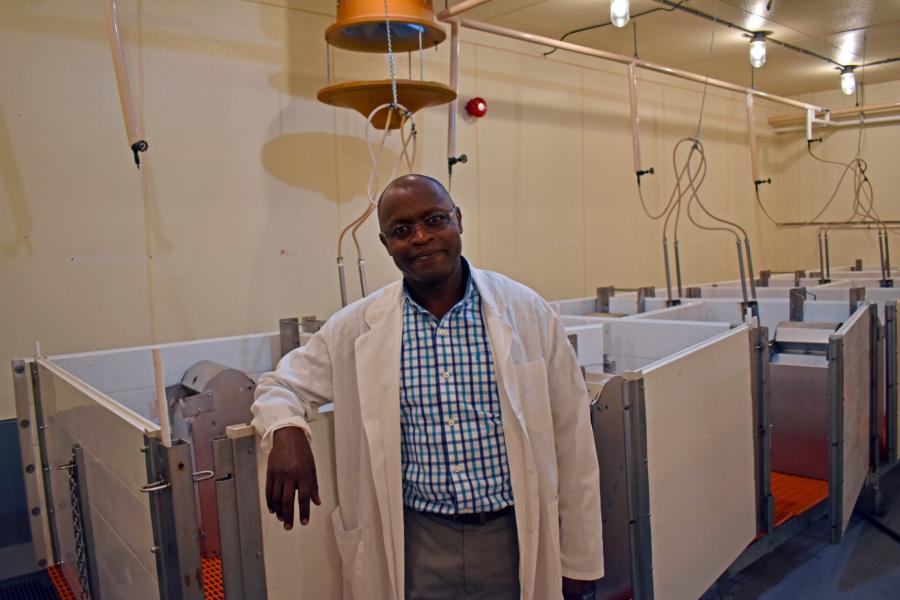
382,208,458,242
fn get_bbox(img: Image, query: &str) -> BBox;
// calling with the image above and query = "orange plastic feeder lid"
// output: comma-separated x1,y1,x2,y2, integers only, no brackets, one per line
326,0,446,53
317,79,456,129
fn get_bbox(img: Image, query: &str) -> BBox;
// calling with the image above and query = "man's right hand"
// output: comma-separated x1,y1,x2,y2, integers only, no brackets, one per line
266,426,321,530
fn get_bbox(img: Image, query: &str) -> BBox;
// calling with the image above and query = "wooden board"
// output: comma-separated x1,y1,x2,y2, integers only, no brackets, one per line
39,360,160,600
838,308,872,533
640,327,756,600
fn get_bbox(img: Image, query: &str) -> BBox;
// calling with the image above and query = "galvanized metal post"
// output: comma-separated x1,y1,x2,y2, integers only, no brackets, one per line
595,286,615,314
12,360,51,570
869,305,883,513
827,335,845,544
145,438,205,600
623,377,653,600
213,426,268,599
886,303,898,464
750,327,775,533
30,361,60,565
636,287,655,314
789,288,805,322
279,318,300,360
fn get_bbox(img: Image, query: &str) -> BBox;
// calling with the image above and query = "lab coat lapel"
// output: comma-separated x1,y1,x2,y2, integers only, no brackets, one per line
355,284,404,599
473,268,539,597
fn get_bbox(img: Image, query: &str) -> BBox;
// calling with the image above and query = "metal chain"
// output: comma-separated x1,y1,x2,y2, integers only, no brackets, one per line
64,448,91,600
384,0,399,107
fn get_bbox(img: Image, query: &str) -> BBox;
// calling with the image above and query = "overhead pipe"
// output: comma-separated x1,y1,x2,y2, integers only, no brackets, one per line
442,18,825,114
773,113,900,134
768,101,900,128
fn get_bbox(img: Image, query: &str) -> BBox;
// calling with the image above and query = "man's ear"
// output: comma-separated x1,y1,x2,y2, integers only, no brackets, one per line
379,232,392,255
455,207,464,235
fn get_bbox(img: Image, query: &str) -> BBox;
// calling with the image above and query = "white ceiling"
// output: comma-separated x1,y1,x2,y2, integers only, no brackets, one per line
444,0,900,97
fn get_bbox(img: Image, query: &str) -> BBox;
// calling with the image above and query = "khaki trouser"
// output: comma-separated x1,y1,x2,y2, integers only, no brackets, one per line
404,507,520,600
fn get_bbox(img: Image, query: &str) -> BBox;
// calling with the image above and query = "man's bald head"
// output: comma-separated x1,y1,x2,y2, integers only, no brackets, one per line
377,174,454,229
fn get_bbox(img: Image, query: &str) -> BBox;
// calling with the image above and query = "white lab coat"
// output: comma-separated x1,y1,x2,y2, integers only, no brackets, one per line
252,267,604,600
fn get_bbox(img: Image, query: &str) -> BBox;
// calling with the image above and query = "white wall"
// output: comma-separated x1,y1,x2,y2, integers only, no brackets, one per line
1,0,894,418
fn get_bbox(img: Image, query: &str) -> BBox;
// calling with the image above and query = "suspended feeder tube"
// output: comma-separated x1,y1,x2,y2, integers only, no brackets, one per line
101,0,148,168
744,238,757,300
337,257,349,307
628,63,654,183
817,231,827,282
674,239,684,299
736,240,749,305
447,21,466,182
824,231,832,279
662,237,674,304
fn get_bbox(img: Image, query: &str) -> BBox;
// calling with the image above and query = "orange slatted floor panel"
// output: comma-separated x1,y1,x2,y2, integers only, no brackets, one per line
203,556,225,600
47,566,76,600
48,560,224,600
771,471,829,528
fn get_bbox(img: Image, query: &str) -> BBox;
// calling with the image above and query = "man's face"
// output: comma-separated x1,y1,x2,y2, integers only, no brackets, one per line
378,180,463,286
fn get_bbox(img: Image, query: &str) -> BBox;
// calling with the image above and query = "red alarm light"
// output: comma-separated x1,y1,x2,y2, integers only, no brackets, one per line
465,97,488,118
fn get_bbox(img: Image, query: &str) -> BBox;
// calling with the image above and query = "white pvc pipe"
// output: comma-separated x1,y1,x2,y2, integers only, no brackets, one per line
774,113,900,134
151,348,172,447
746,92,759,182
447,21,460,167
627,63,642,173
451,18,824,114
101,0,142,149
805,107,815,141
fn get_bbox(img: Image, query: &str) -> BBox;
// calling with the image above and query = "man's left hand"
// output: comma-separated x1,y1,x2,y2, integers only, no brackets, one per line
562,576,595,599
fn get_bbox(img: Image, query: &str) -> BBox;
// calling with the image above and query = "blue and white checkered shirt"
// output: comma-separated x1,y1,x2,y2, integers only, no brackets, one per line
400,262,514,515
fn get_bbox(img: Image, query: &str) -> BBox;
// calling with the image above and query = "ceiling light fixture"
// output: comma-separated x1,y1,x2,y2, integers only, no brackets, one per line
749,32,767,68
840,66,857,96
611,0,630,28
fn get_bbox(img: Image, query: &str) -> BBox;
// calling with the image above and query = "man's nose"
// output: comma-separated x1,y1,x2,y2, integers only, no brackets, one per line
410,225,432,244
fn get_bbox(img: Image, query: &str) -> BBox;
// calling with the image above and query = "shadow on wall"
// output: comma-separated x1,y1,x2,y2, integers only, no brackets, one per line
260,132,398,203
0,104,33,258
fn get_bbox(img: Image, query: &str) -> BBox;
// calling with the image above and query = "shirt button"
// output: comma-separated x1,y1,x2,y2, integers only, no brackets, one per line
437,328,448,336
451,465,464,474
447,418,457,426
441,370,451,380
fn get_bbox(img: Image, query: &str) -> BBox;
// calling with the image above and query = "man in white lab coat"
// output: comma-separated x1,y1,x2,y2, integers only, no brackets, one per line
251,174,603,600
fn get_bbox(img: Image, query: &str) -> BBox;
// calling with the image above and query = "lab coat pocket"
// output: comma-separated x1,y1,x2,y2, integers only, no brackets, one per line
516,359,553,432
330,505,365,597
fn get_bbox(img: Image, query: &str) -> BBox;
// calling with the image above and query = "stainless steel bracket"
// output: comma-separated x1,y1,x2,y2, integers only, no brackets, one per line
212,426,267,599
145,437,205,600
623,377,654,600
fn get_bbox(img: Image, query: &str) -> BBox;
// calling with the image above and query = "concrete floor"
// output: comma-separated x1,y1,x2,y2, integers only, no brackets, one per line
710,466,900,600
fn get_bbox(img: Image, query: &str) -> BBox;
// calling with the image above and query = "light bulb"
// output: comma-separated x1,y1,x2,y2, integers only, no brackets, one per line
611,0,630,28
841,69,856,96
749,36,767,68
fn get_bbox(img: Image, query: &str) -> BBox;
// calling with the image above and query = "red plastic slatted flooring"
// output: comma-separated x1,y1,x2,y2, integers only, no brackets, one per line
49,558,225,599
203,557,224,599
47,566,75,600
771,471,829,527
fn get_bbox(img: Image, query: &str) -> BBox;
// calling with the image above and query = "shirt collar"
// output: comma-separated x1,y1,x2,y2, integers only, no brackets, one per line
403,257,477,317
